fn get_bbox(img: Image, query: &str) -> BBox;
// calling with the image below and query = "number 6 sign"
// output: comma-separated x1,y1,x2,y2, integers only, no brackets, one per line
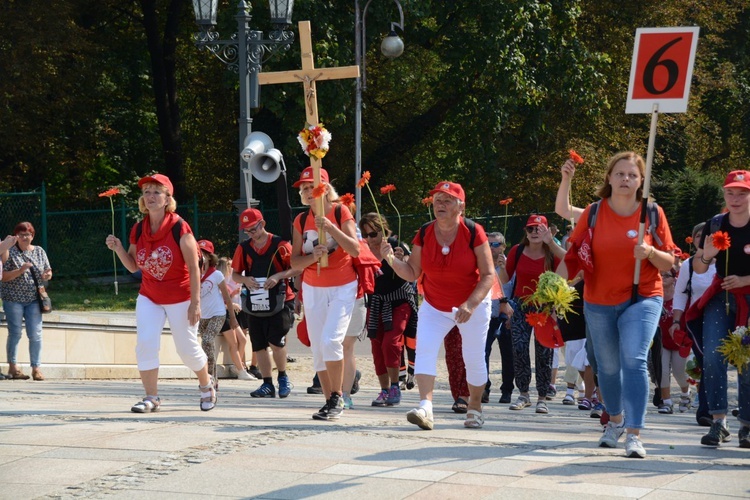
626,27,700,114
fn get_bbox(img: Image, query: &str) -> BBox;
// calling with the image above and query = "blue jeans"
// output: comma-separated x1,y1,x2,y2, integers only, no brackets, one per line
702,292,750,425
584,295,662,429
4,300,43,368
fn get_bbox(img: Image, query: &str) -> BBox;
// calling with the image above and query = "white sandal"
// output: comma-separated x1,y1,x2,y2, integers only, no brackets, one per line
199,377,217,411
464,409,484,428
131,396,160,413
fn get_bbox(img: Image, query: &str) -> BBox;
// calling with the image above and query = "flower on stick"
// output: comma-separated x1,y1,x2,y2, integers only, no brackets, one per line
422,196,433,220
711,230,731,313
358,171,391,264
569,149,584,164
99,187,122,295
499,197,512,237
380,184,402,246
567,150,584,228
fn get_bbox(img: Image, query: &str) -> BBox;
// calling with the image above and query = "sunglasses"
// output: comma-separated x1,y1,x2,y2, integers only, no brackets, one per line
489,242,503,248
363,231,380,239
525,226,542,234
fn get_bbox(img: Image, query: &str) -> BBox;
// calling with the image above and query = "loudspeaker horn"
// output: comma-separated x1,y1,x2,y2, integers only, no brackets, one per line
248,148,283,183
240,131,274,163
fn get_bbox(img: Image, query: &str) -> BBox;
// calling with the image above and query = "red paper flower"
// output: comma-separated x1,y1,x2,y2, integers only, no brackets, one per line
98,187,120,198
680,252,690,261
421,196,433,206
569,150,584,164
525,311,549,328
338,193,355,207
380,184,396,195
312,184,327,199
499,197,513,206
357,171,371,188
711,231,731,251
685,236,693,245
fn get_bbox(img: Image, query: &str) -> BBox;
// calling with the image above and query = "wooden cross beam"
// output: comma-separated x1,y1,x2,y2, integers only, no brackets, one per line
259,21,360,267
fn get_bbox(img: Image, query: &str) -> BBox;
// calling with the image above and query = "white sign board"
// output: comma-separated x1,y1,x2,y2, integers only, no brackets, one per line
626,26,700,114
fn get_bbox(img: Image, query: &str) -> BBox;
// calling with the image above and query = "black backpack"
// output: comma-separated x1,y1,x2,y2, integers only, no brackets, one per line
239,235,287,317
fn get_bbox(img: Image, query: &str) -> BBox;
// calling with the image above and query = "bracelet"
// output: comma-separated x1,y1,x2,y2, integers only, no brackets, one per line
699,255,712,265
498,297,510,304
647,246,655,260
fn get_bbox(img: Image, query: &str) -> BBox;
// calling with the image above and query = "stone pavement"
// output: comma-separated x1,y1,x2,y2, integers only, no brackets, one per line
1,375,749,499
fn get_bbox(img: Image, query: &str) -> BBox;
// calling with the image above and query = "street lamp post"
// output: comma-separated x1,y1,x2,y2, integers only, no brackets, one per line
192,0,295,209
354,0,404,222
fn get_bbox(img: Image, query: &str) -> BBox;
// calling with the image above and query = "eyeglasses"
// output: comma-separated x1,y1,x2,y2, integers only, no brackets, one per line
363,231,380,239
525,226,541,234
17,233,33,238
489,242,503,248
243,221,263,234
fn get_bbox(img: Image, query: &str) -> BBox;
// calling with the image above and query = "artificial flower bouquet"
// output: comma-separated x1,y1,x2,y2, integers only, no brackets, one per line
717,325,750,374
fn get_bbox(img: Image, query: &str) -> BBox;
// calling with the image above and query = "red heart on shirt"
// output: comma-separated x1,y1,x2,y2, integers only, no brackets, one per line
137,246,173,281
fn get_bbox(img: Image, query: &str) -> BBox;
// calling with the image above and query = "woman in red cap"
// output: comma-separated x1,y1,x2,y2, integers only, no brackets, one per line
499,214,566,414
690,169,750,448
291,167,361,421
382,181,496,430
105,174,217,413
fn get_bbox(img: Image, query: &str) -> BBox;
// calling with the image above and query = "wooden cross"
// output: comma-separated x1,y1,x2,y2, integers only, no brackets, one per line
259,21,360,267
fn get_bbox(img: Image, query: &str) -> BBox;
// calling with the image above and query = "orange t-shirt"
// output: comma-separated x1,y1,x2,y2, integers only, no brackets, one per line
293,205,357,287
567,200,678,305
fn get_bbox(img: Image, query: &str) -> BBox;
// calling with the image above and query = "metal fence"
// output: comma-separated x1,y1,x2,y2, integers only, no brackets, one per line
0,187,564,278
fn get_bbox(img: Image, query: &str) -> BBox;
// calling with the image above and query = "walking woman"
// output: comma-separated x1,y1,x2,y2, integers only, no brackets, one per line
105,174,216,412
560,152,678,458
1,223,52,380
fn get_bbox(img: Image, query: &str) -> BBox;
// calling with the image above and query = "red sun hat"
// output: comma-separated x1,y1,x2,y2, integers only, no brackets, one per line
138,174,173,196
197,239,214,254
525,214,548,228
428,181,465,202
723,170,750,190
293,166,330,188
239,208,264,230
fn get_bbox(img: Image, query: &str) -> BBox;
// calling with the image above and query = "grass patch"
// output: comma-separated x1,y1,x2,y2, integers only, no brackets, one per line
48,279,139,311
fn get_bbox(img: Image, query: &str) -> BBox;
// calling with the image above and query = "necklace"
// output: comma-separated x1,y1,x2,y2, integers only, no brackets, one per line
435,224,458,255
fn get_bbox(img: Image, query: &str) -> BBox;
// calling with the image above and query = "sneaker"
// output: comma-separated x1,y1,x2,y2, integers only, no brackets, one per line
509,395,531,410
562,394,576,405
701,420,731,446
277,375,291,398
678,393,692,413
536,401,549,414
739,426,750,448
658,403,673,414
599,422,625,448
625,433,646,458
327,393,344,419
385,385,401,406
499,391,512,404
250,382,276,398
247,365,262,379
237,370,254,381
350,370,361,395
307,384,323,395
406,407,434,430
343,394,354,410
732,407,739,417
697,416,713,427
312,400,331,420
372,389,390,407
481,387,490,404
546,384,557,401
578,397,592,411
405,373,415,390
590,401,605,419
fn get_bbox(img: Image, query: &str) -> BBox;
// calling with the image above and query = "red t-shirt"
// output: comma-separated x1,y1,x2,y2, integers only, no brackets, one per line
413,219,488,312
130,213,193,305
231,233,295,302
293,205,357,287
567,200,679,305
505,246,561,300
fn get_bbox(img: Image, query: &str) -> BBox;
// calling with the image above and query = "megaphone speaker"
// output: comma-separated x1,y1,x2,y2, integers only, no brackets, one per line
248,148,283,183
240,131,274,163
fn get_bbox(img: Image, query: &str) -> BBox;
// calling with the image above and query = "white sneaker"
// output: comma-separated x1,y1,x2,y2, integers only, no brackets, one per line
406,407,434,430
625,433,646,458
599,422,625,448
237,369,254,381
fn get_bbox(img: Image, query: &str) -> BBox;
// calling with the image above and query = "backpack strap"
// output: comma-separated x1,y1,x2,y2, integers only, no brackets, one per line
135,218,183,246
588,200,663,246
418,218,476,249
587,200,602,228
509,243,524,299
709,213,726,234
241,235,284,275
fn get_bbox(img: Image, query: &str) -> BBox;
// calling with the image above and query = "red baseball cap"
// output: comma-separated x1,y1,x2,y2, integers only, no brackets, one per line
526,215,548,228
428,181,465,203
138,174,173,196
723,170,750,190
197,239,214,254
292,166,329,188
239,208,264,230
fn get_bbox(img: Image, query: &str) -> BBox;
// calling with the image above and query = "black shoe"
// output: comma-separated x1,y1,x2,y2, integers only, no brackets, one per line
701,421,731,446
326,393,344,420
312,400,331,420
247,365,262,379
652,392,662,408
697,416,713,427
499,392,512,404
732,407,739,417
405,373,415,390
481,388,490,404
350,370,361,395
739,426,750,448
286,355,297,363
307,385,323,395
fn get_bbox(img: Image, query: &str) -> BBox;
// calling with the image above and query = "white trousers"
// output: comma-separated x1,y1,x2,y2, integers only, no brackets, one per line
302,280,358,372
